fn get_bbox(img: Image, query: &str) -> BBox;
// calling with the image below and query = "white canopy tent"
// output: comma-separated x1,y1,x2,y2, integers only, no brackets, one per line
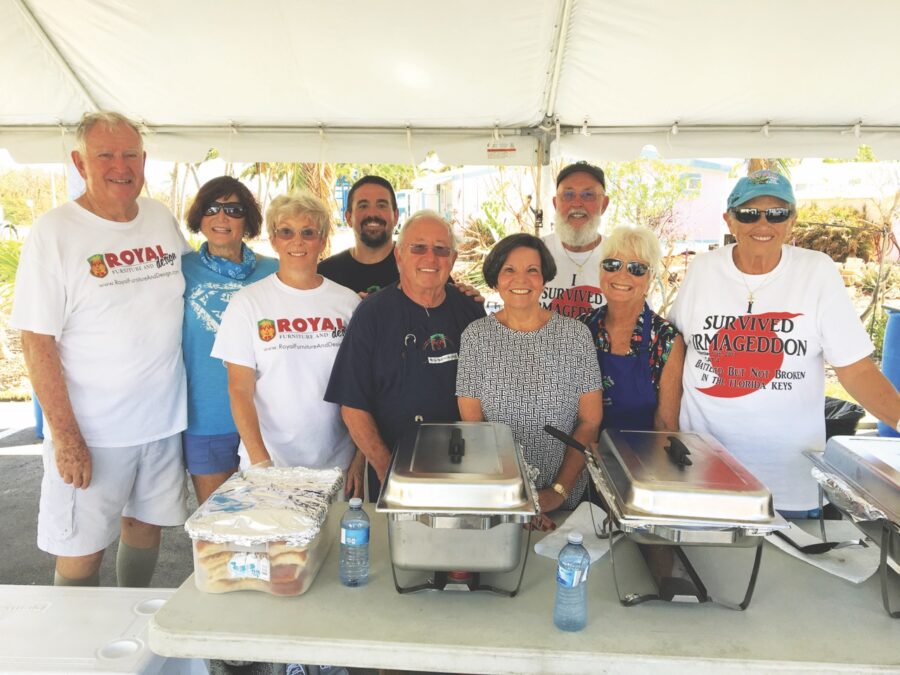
3,0,900,166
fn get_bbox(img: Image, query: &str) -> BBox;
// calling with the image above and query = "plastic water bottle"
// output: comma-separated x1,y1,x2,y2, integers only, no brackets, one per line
339,497,369,586
553,531,590,631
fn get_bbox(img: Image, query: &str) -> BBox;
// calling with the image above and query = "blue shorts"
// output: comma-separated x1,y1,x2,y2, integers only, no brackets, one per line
183,432,240,475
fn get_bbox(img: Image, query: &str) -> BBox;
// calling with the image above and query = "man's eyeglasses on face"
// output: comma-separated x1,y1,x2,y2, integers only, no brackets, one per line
406,243,453,258
558,190,601,203
601,258,650,277
730,207,792,224
275,226,320,242
204,202,247,218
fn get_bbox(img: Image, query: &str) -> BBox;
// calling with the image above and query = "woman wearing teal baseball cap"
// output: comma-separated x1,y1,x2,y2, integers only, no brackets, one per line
668,169,900,516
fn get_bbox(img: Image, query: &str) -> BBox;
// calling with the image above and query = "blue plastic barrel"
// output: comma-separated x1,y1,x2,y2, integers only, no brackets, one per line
877,302,900,437
32,392,44,440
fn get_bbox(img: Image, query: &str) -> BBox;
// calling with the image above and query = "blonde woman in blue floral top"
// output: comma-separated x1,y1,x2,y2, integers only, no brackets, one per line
579,226,684,431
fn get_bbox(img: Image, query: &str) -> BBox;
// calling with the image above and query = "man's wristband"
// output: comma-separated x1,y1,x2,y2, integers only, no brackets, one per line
895,419,900,435
551,482,569,501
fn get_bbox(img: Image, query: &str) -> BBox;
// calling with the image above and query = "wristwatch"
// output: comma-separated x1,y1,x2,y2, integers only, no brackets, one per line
551,482,569,501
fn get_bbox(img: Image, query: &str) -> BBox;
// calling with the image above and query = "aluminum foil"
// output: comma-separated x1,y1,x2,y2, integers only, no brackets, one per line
811,467,889,523
524,459,541,517
184,466,344,547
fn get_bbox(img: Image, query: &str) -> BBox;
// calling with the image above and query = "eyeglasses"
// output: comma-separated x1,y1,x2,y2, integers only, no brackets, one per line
203,201,247,218
274,226,320,241
558,190,602,203
406,243,453,258
601,258,650,277
730,207,793,224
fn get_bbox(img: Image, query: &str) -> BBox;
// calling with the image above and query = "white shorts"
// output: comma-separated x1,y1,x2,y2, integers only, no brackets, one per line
37,434,189,557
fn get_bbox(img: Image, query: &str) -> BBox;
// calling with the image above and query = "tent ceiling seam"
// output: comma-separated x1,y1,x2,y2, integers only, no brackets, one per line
0,123,890,135
12,0,100,114
542,0,573,122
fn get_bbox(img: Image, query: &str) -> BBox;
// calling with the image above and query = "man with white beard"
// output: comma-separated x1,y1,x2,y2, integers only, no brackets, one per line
541,162,610,317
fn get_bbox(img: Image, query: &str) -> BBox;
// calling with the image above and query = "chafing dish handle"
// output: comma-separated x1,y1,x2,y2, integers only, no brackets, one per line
449,427,465,464
543,425,587,453
665,436,693,467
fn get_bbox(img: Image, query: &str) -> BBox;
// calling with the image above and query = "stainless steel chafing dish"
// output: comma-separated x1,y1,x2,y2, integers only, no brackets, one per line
806,436,900,617
588,429,787,544
584,429,787,610
376,422,538,595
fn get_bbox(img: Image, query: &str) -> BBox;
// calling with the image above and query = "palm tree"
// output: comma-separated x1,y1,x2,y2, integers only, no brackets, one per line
746,158,793,176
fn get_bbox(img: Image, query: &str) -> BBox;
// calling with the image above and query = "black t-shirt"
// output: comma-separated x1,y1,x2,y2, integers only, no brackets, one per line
324,283,486,452
317,247,399,294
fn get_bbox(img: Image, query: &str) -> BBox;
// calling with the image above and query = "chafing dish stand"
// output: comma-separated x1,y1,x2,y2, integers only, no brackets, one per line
377,423,539,596
807,436,900,618
584,429,787,611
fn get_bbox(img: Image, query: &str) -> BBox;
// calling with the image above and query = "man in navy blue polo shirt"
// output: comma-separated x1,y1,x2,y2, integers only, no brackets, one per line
325,210,484,499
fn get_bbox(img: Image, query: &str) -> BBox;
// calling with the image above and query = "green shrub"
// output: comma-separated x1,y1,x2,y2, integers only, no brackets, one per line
0,240,22,313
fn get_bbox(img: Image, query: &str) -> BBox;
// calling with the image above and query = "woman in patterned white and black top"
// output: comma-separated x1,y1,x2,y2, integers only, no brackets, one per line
457,233,602,531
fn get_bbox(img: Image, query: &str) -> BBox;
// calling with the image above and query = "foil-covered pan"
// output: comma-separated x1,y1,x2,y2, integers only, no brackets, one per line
806,436,900,617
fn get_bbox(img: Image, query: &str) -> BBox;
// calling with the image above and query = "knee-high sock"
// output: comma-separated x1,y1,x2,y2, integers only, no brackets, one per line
54,569,100,586
116,540,159,588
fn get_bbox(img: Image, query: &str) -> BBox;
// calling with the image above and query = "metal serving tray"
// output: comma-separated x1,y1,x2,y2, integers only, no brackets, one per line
589,430,786,545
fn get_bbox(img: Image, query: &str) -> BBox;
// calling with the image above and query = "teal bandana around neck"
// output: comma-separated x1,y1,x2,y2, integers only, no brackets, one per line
198,241,257,280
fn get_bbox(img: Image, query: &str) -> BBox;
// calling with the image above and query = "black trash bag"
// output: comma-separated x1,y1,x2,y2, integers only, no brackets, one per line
824,396,865,439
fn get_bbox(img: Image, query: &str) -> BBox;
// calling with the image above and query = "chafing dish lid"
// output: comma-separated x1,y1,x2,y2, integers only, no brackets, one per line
377,422,535,514
592,430,776,524
812,436,899,521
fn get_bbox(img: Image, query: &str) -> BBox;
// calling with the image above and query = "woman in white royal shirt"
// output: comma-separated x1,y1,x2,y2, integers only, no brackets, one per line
669,170,900,515
212,192,365,498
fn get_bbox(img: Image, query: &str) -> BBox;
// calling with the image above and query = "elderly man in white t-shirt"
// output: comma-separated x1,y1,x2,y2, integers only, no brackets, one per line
11,111,189,587
541,162,611,317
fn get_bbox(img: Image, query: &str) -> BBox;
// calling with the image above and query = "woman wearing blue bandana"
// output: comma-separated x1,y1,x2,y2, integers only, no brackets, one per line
181,177,277,504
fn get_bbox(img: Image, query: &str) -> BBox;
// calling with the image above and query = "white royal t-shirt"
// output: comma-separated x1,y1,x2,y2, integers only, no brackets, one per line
668,244,873,510
540,232,605,317
212,274,359,471
11,198,189,447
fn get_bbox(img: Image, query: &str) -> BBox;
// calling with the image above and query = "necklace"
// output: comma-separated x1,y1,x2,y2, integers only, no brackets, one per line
738,270,773,314
560,241,599,273
734,249,782,313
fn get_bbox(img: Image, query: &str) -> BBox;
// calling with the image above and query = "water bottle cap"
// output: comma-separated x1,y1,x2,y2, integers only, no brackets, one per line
349,497,363,508
567,531,583,545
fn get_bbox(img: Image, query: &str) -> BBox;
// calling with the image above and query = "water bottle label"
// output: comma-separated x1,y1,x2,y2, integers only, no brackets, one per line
341,526,369,546
227,552,270,581
557,564,587,588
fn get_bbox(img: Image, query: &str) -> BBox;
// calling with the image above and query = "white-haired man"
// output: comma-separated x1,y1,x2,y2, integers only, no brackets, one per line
12,111,189,587
325,210,485,499
541,161,610,317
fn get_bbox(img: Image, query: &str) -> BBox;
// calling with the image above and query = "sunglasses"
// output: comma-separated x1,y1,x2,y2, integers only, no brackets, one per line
274,226,320,241
730,207,793,224
406,243,453,258
203,201,246,218
601,258,650,277
558,190,602,203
